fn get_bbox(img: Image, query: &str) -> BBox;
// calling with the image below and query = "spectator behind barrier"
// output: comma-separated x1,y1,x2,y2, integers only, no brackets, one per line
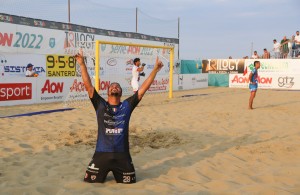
280,36,289,59
295,31,300,57
273,39,281,59
262,48,270,59
25,63,38,77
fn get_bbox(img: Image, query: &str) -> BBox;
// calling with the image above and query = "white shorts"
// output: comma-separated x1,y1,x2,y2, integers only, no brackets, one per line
131,80,139,92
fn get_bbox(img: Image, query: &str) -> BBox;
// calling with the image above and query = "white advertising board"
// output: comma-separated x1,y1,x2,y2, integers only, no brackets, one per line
0,77,37,106
229,73,300,90
173,74,208,91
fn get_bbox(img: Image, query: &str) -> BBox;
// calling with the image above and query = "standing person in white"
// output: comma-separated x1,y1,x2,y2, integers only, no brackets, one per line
251,51,259,59
273,39,281,59
131,58,145,93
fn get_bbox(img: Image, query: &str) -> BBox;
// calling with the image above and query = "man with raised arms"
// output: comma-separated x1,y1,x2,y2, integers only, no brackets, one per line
74,50,163,183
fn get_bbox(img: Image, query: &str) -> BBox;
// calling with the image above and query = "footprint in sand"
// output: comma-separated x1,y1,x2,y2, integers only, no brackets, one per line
19,143,32,148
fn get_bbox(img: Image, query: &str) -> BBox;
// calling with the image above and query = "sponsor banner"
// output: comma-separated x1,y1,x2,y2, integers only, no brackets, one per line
66,75,140,98
64,77,91,102
1,16,179,57
0,73,209,106
95,74,170,96
1,52,46,77
36,78,73,103
0,83,32,101
101,57,125,76
45,54,76,77
1,21,179,81
229,74,273,89
229,73,300,90
0,22,178,57
202,59,245,74
100,55,170,77
243,59,300,74
0,77,36,106
173,74,208,90
180,59,201,74
101,44,170,58
147,75,169,92
0,22,61,54
0,13,179,44
272,74,300,90
208,74,229,87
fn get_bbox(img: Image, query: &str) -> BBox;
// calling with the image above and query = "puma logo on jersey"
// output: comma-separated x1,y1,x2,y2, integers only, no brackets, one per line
105,128,123,135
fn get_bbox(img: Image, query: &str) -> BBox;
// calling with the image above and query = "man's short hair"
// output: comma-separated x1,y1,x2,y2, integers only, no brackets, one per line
273,39,276,42
133,58,140,65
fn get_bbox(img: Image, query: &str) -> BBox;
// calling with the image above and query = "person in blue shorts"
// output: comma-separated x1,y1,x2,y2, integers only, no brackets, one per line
248,61,261,109
74,50,164,184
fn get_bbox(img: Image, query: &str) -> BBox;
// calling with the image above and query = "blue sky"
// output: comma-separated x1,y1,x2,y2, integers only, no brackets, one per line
1,0,299,59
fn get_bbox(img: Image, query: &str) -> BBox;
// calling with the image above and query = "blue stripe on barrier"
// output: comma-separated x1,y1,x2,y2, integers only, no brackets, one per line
181,94,208,98
0,108,75,118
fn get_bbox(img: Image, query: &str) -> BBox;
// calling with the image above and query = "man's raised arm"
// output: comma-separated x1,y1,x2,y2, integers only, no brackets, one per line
74,50,94,98
138,57,163,100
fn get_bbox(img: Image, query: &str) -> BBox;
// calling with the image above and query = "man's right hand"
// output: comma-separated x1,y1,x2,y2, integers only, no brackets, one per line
74,49,94,98
154,57,164,72
74,49,85,66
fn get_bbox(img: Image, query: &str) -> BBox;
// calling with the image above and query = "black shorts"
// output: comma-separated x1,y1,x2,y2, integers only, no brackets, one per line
83,152,136,184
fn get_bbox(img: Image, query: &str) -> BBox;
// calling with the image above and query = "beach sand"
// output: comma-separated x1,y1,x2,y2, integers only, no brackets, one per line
1,87,300,195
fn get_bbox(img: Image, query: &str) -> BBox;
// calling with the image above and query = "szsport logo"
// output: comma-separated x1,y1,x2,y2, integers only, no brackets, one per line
41,80,64,94
0,83,32,101
278,76,294,88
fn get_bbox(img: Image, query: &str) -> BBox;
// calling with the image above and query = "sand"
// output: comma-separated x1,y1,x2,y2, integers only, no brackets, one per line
1,87,300,195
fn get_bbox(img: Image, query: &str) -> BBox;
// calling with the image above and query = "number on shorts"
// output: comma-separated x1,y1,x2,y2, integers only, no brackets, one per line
123,176,131,183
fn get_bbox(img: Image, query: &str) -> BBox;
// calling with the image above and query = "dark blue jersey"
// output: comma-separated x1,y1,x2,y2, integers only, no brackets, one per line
90,89,140,153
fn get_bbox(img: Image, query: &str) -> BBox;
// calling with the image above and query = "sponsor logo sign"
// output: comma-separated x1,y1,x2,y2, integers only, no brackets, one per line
49,38,55,48
105,128,123,135
46,55,76,77
107,58,117,66
39,79,64,102
0,14,13,22
244,60,291,74
33,20,46,27
231,75,273,84
41,80,64,94
0,32,44,49
202,59,245,74
278,76,294,88
0,83,32,101
149,78,169,92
